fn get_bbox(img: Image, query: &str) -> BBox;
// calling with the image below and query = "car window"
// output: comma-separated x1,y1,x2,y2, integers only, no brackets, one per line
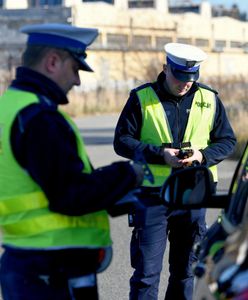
225,143,248,226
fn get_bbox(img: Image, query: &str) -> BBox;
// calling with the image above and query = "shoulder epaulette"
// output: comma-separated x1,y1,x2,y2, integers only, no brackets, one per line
17,96,58,134
197,82,218,95
133,82,153,94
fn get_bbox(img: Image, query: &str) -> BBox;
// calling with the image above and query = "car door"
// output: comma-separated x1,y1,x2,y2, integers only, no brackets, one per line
194,143,248,300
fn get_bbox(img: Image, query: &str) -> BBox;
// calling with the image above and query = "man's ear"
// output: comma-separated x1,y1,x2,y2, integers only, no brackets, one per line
45,51,61,74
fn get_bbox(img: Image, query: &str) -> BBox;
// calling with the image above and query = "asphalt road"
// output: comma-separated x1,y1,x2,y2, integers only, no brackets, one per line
0,113,238,300
75,113,238,300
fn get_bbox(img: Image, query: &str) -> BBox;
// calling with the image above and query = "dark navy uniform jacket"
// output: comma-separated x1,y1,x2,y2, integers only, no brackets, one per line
10,67,137,216
114,72,236,169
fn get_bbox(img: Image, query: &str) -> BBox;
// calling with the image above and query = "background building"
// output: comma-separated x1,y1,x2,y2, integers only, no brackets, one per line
0,0,247,96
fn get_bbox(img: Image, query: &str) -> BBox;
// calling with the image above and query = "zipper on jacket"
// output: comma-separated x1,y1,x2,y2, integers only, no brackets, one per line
176,101,181,146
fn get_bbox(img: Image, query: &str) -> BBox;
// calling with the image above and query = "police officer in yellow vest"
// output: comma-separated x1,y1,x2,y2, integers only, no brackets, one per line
0,23,145,300
114,43,236,300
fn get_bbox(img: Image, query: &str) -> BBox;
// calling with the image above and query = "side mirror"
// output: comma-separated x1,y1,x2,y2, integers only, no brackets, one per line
160,166,215,209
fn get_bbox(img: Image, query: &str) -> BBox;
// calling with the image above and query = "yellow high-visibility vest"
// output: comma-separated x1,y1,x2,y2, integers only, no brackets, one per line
0,89,111,251
137,85,217,187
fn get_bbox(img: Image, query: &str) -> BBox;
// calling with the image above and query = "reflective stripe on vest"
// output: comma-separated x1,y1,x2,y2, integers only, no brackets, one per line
137,86,217,187
0,89,111,249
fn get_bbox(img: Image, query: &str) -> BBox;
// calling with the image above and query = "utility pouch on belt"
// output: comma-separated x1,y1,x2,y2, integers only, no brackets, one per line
128,208,147,228
128,213,135,227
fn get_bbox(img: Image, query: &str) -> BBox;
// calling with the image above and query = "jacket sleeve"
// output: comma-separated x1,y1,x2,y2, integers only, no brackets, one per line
114,90,165,164
11,106,138,216
201,95,236,167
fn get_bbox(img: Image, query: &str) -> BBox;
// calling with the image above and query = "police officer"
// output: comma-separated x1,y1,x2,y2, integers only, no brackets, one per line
114,43,236,300
0,23,144,300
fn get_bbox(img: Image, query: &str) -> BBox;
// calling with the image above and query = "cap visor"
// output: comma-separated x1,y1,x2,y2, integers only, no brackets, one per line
78,58,94,72
69,52,94,72
171,68,199,82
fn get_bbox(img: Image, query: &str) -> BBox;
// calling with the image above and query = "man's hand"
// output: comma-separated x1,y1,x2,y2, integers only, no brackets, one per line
163,148,183,168
179,148,203,167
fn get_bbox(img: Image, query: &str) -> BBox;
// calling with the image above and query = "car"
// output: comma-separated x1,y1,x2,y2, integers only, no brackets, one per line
160,142,248,300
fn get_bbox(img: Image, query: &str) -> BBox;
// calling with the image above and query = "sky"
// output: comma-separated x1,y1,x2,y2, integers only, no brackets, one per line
170,1,248,16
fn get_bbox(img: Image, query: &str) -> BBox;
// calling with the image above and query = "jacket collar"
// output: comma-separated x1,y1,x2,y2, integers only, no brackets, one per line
10,67,69,105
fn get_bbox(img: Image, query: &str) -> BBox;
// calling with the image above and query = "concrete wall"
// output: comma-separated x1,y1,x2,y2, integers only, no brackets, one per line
0,6,71,94
68,2,248,89
82,49,248,91
0,1,247,93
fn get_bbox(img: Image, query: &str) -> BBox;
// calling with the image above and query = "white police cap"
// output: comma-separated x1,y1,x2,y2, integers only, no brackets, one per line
164,43,207,82
20,23,98,72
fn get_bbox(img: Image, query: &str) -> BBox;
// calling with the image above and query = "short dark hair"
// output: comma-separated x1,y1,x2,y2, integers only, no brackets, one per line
22,45,70,68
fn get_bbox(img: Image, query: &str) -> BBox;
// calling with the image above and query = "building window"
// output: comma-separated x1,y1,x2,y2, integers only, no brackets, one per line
131,35,151,49
107,33,128,49
83,0,114,3
244,42,248,52
156,36,173,49
230,41,242,48
195,38,209,48
128,0,154,8
214,40,226,51
89,33,102,48
29,0,62,6
177,38,192,45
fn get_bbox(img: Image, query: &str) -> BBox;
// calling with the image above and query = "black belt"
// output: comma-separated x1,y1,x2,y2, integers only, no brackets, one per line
161,142,191,149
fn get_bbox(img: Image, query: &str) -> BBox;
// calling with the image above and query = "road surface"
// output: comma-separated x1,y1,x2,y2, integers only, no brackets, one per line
0,113,237,300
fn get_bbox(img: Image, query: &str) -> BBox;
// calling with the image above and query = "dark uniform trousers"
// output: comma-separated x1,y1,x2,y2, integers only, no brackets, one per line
0,248,100,300
129,203,206,300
